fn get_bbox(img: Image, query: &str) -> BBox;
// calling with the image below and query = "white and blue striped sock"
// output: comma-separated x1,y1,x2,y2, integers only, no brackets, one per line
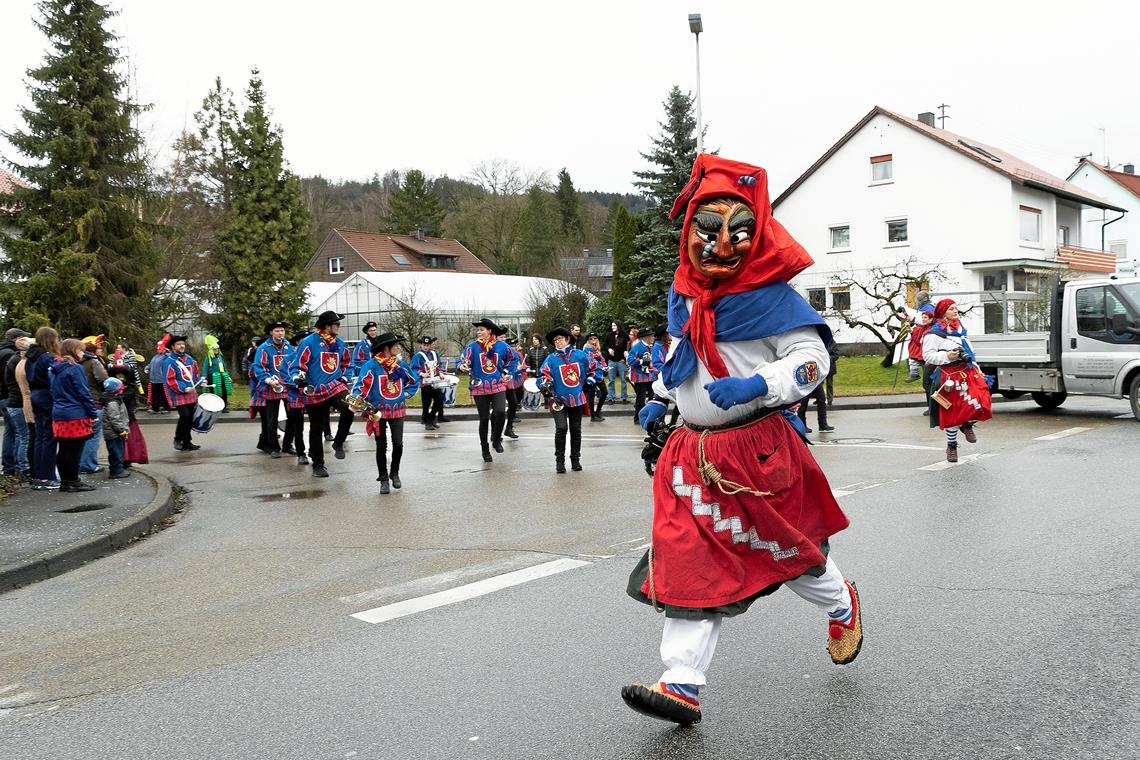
828,606,853,626
946,427,959,444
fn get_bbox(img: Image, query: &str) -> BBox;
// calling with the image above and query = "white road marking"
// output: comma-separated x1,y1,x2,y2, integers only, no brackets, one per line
833,480,897,498
608,536,647,549
831,489,853,498
816,441,943,451
919,451,997,471
1034,427,1091,441
350,558,591,624
339,555,543,606
1115,413,1134,420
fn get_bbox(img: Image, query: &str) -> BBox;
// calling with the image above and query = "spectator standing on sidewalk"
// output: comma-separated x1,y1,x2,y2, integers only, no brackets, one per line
100,377,130,479
826,339,839,407
11,336,36,478
602,320,629,403
525,334,548,377
79,336,108,474
50,338,99,492
0,327,29,476
146,334,172,414
27,326,61,490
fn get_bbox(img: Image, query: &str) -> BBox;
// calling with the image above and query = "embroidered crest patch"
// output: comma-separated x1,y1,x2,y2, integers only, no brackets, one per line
793,361,819,386
273,354,285,370
380,377,402,400
320,352,339,374
559,363,581,387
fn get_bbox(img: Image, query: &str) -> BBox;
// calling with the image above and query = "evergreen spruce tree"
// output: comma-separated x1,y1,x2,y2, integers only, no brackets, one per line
514,186,560,275
0,0,157,341
207,70,311,355
626,86,698,328
386,169,445,235
554,167,583,239
609,203,638,320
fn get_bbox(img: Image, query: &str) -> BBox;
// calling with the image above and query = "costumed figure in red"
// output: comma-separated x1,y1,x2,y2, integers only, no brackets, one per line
621,155,863,725
922,298,992,462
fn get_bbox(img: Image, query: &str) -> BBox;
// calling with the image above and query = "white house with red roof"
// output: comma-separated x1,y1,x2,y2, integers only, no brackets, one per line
0,167,31,262
772,106,1125,342
1066,159,1138,275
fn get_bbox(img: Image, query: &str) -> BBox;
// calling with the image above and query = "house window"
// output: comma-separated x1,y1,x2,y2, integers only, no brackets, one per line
1058,226,1070,246
829,225,850,250
424,255,457,270
1109,241,1127,259
807,288,826,311
831,288,851,311
886,219,908,244
1019,205,1041,243
870,154,893,182
328,257,344,274
982,270,1007,291
391,254,411,266
1013,267,1047,293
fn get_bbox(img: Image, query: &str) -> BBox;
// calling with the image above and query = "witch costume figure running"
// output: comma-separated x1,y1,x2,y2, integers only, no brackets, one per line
621,154,863,725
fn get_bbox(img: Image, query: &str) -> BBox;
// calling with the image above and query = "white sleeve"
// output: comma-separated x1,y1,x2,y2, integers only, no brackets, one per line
753,327,830,407
922,332,949,365
651,337,679,401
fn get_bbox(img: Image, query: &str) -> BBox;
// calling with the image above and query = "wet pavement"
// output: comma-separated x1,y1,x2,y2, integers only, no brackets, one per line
0,397,1137,758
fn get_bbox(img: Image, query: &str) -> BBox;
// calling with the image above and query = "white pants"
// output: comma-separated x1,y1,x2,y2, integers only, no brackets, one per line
659,556,851,686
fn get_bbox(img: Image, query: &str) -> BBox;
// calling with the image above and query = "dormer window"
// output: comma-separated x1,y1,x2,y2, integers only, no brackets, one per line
871,154,893,182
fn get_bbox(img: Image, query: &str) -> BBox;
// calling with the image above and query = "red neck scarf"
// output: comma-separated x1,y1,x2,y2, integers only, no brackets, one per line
377,354,398,373
318,330,337,345
669,155,815,378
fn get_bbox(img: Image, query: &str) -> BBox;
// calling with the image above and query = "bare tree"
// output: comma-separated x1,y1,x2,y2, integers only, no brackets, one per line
828,255,951,366
388,282,442,353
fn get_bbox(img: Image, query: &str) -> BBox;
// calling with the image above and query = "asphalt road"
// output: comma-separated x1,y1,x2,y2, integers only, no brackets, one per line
1,398,1137,759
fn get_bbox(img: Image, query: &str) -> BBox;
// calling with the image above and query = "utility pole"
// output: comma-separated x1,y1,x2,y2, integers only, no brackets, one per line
689,14,704,154
936,103,951,129
1099,127,1108,167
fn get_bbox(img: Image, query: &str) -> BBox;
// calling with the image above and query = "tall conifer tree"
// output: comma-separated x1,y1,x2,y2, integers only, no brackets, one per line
626,86,698,328
207,70,311,355
554,168,583,239
0,0,156,341
609,203,638,320
386,169,444,235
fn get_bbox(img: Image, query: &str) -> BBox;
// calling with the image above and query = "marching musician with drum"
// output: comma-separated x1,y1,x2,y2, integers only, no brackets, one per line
288,310,355,478
349,333,419,494
163,335,203,451
500,331,527,440
410,335,445,430
583,332,609,421
626,326,661,424
252,321,293,459
538,326,601,473
457,318,517,463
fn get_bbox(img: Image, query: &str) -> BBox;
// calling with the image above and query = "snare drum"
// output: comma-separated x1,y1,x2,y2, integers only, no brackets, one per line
441,374,459,406
522,377,543,410
191,392,225,433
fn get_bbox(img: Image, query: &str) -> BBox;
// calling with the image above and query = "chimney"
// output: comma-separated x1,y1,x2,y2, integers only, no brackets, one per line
412,228,425,241
1124,163,1135,175
918,112,936,128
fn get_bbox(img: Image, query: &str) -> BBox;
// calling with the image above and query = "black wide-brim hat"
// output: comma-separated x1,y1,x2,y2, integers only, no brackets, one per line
546,326,573,345
472,318,500,331
418,335,436,345
168,334,188,344
369,332,405,354
315,310,345,329
362,321,378,333
265,321,287,333
653,324,669,338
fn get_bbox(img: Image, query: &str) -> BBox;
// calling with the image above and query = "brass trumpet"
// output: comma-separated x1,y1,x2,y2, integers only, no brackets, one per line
346,394,373,415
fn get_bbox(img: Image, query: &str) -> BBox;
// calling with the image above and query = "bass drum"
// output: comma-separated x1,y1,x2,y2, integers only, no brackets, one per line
522,377,543,410
441,374,459,407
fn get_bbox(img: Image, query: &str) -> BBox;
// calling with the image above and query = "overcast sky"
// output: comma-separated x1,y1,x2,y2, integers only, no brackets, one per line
3,0,1138,197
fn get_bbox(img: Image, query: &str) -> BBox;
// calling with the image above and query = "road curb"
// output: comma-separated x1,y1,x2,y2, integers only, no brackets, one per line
0,471,178,594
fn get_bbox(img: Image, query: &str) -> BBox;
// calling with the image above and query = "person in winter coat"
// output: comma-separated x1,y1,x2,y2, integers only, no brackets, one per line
524,335,548,377
27,326,61,490
0,327,29,475
79,336,109,473
4,334,33,478
50,338,100,492
101,377,131,479
922,298,992,462
107,342,144,419
906,304,936,383
602,320,630,403
147,334,172,413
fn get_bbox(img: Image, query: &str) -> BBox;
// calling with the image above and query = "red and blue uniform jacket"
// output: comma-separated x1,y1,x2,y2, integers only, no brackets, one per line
288,332,351,404
350,358,420,420
651,341,668,375
627,341,658,384
409,349,445,386
163,353,201,407
539,348,598,409
459,339,517,396
252,338,294,406
506,347,527,390
349,339,373,382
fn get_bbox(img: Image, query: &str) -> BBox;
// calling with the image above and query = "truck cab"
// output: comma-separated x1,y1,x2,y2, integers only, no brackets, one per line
973,276,1140,420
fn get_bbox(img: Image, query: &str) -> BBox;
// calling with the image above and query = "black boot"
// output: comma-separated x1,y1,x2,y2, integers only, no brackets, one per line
556,458,566,474
492,439,504,454
570,457,582,472
482,444,493,463
379,480,391,495
390,471,401,490
504,426,518,440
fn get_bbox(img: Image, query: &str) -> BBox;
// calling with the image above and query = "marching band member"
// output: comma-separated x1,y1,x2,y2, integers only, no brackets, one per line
252,321,292,459
500,331,527,440
583,332,609,421
457,318,516,463
627,327,659,424
350,321,379,381
622,154,858,725
922,298,991,462
410,335,445,430
538,326,600,473
349,333,420,494
288,310,355,478
283,331,309,465
162,335,202,452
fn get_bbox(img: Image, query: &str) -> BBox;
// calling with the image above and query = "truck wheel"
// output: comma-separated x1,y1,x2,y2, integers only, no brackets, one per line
1130,375,1140,421
1032,391,1067,410
999,390,1026,399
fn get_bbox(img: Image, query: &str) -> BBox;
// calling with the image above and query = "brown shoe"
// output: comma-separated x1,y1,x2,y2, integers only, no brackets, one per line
621,682,701,724
961,424,977,443
827,580,863,665
946,442,958,463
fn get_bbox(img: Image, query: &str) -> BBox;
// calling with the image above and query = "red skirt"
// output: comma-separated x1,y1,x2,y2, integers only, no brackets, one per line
642,413,849,609
932,364,993,429
123,419,149,464
53,418,93,439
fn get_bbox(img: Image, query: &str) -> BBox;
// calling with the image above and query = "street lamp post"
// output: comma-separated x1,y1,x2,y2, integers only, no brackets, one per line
688,13,703,154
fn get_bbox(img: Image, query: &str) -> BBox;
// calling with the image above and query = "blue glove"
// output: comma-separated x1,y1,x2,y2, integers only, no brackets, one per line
638,399,667,430
703,374,769,411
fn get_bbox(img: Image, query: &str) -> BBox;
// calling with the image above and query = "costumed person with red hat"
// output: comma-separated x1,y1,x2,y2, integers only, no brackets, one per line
146,333,172,414
922,298,992,462
457,318,517,462
288,311,355,478
349,333,419,494
621,155,862,725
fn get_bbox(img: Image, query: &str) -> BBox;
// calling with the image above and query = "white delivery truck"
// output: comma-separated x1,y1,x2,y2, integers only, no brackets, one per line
971,276,1140,420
